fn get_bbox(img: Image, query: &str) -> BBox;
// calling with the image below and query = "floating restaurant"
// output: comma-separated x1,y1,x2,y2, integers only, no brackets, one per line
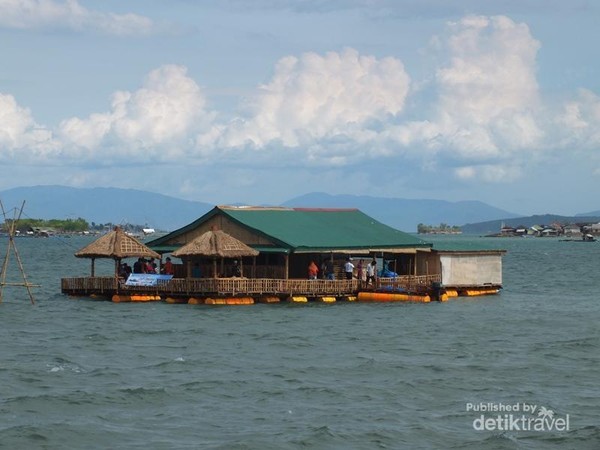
61,206,505,304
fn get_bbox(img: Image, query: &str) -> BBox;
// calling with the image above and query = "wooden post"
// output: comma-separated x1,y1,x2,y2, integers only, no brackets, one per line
114,258,120,293
0,200,38,304
284,254,289,280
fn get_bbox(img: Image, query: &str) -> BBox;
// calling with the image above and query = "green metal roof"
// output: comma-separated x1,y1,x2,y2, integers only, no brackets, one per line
148,206,431,253
224,207,431,250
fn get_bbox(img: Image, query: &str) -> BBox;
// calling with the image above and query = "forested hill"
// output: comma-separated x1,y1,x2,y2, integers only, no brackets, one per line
0,186,213,232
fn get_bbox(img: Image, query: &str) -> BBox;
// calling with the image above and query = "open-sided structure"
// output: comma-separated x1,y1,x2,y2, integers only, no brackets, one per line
148,205,433,280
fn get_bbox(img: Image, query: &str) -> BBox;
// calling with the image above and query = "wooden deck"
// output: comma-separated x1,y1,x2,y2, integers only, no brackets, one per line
61,275,442,298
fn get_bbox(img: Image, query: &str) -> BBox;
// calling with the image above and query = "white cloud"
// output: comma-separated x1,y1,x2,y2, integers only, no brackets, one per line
217,48,410,155
206,16,549,180
60,65,215,161
439,16,540,124
388,15,545,181
454,164,522,182
0,0,155,35
436,15,542,150
558,89,600,148
0,93,57,159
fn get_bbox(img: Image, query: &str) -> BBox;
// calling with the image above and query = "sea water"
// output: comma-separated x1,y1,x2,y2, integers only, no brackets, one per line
0,235,599,449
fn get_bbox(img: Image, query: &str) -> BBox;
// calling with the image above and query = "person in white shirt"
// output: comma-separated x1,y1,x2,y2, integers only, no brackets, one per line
366,259,377,285
344,258,355,280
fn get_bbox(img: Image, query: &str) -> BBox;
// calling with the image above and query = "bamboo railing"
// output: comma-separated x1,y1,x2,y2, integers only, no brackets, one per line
378,275,441,294
61,274,442,297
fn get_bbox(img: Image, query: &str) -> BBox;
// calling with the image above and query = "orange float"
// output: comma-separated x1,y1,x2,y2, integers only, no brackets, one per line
205,297,254,305
357,292,431,303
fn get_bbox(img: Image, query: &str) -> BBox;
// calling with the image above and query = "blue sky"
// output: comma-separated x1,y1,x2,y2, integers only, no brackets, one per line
1,0,599,216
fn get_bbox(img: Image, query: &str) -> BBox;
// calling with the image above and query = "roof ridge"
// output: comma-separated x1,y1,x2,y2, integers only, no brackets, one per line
217,205,292,211
292,207,358,212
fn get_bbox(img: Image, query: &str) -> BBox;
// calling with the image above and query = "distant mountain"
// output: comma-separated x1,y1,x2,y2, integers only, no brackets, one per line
461,214,600,235
282,192,519,232
5,186,590,234
577,210,600,217
0,186,213,231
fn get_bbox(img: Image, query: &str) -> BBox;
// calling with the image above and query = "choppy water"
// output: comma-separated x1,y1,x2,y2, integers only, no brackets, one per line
0,235,599,449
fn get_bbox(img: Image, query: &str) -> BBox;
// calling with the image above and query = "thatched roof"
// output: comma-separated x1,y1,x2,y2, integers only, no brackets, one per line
75,227,160,259
171,229,259,258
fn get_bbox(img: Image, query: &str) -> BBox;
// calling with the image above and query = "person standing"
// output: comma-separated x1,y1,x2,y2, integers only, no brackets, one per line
133,258,145,274
344,258,354,280
231,260,242,277
366,259,377,286
357,259,364,286
325,259,335,280
308,261,319,280
162,257,174,275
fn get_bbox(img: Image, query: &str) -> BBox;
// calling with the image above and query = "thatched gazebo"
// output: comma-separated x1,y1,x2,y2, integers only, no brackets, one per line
171,229,259,278
75,226,160,276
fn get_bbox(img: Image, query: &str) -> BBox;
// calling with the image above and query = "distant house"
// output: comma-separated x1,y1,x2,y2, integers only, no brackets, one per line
529,225,544,236
589,223,600,235
541,227,558,237
515,226,527,236
500,225,517,236
30,227,56,237
563,224,582,237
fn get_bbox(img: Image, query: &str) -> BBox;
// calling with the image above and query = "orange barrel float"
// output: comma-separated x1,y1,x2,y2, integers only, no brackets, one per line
205,297,254,305
112,294,161,303
257,296,281,304
165,297,189,304
317,296,336,303
463,288,499,296
357,292,431,303
288,296,308,303
445,289,459,298
188,297,205,305
131,294,161,302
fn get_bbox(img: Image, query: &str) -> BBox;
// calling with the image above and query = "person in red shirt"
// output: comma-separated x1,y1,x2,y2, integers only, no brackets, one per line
162,257,174,275
308,261,319,280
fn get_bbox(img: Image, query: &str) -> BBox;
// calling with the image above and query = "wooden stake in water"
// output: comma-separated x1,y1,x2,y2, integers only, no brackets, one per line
0,200,37,304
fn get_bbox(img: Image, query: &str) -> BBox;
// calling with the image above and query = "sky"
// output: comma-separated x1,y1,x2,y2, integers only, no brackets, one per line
1,0,599,216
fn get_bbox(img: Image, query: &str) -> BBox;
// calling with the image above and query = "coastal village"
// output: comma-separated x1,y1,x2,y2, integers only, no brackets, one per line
490,222,600,240
60,205,506,305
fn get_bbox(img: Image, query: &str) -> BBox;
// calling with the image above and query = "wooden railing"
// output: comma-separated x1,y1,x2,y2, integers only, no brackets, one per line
61,276,118,294
61,275,441,297
378,275,441,294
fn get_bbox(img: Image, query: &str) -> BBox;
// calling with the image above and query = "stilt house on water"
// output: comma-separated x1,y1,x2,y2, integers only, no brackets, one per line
61,206,505,304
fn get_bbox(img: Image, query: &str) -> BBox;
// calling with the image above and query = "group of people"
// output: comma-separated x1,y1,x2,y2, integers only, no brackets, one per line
308,257,378,285
119,256,174,279
308,259,335,280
